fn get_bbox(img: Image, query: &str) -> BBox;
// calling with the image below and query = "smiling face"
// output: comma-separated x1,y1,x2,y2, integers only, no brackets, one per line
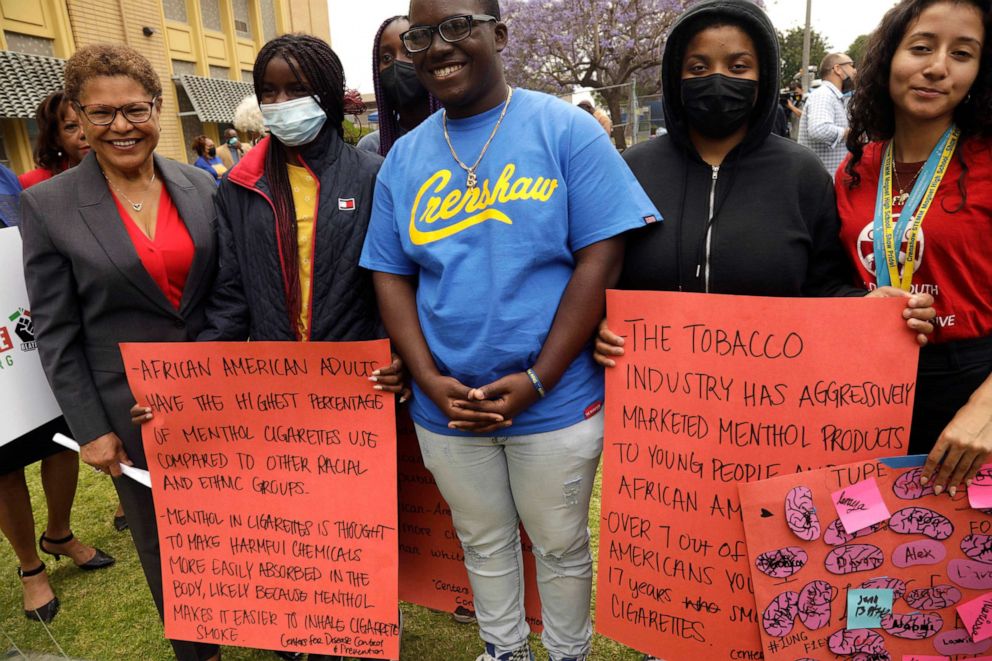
76,75,160,175
379,18,413,73
889,1,984,128
58,103,89,166
407,0,508,118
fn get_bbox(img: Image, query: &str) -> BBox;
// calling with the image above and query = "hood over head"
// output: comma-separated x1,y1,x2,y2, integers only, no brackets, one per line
662,0,780,156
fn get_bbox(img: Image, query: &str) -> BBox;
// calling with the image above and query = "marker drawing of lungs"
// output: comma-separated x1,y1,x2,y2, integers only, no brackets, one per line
762,590,799,637
785,486,820,541
797,580,835,630
892,467,936,500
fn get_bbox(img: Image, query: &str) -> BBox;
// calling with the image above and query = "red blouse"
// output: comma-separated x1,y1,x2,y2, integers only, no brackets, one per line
112,186,194,310
18,167,55,189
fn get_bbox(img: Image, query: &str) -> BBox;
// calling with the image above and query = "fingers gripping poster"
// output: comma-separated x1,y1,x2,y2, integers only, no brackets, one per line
596,291,919,659
740,457,992,660
121,341,398,659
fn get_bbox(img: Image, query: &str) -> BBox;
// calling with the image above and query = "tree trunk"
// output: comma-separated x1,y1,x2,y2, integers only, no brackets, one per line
604,90,627,150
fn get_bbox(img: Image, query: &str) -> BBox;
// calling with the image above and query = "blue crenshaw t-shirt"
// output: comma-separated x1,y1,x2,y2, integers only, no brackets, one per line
360,89,661,435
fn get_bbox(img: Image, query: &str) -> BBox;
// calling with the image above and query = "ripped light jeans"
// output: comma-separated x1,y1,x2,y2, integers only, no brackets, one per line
415,412,604,660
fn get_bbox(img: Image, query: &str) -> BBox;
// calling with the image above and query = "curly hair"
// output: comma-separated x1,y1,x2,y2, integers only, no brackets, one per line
190,134,211,156
233,94,265,136
32,91,72,172
844,0,992,189
64,43,163,102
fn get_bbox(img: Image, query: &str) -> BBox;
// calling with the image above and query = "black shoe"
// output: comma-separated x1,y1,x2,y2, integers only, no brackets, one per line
453,605,477,624
18,562,60,623
39,532,115,570
274,652,303,661
113,514,128,532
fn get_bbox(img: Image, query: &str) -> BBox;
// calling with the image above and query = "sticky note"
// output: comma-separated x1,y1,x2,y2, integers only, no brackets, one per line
968,464,992,509
832,478,890,533
957,592,992,642
847,588,892,629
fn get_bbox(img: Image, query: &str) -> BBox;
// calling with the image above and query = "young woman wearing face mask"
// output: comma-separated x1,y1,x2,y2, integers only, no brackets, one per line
357,15,442,156
595,0,935,374
837,0,992,497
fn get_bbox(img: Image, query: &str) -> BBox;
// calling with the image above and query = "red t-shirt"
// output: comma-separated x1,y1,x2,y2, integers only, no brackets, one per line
18,167,54,189
112,186,194,310
836,136,992,343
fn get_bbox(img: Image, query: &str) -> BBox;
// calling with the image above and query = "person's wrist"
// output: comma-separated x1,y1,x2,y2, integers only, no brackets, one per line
525,368,547,399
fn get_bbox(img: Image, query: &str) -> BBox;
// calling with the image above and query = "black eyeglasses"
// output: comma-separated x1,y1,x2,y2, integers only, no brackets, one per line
75,98,158,126
401,14,498,53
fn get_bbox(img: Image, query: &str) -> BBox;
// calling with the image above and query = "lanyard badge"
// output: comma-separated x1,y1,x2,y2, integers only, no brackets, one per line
872,126,960,291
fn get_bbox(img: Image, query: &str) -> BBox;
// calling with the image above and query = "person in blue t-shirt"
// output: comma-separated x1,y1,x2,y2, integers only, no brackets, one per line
359,2,660,660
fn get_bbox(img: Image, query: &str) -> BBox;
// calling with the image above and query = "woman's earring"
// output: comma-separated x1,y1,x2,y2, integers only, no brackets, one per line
57,150,63,157
966,93,972,104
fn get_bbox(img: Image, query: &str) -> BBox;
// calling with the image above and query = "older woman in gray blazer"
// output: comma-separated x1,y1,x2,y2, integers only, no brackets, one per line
20,44,218,661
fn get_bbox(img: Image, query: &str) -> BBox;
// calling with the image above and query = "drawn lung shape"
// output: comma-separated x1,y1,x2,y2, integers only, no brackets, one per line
860,576,907,601
892,467,936,499
786,486,820,541
762,590,799,638
797,579,834,630
947,559,992,590
961,534,992,564
824,518,886,546
827,628,886,655
880,611,943,639
934,628,992,655
824,544,884,575
888,507,954,540
754,547,809,579
891,539,946,568
851,652,891,661
904,584,962,610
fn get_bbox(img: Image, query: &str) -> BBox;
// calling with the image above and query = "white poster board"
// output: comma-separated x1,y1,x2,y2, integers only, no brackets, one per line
0,227,61,446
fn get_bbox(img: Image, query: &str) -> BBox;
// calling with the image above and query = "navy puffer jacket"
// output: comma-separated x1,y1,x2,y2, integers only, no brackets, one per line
200,128,384,341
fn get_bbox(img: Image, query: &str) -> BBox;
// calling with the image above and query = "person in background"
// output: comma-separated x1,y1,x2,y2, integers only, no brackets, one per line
798,51,858,178
233,94,265,146
190,134,226,185
785,79,804,140
18,90,90,188
1,163,115,627
357,15,442,156
20,43,219,660
18,90,128,533
837,0,992,494
216,128,245,169
577,99,613,136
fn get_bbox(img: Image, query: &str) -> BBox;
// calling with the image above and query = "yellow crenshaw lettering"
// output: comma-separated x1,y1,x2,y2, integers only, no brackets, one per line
409,164,559,245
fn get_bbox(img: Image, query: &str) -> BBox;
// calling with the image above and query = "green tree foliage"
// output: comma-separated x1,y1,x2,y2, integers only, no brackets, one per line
777,26,830,85
847,34,870,67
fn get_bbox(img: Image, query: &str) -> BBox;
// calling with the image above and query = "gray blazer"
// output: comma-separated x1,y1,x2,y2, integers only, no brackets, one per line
20,153,217,469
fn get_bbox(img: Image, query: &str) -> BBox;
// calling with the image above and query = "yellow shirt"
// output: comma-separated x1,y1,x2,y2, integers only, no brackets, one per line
287,164,317,340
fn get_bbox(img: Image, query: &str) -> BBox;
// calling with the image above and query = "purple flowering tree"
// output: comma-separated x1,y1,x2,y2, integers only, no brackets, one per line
502,0,686,148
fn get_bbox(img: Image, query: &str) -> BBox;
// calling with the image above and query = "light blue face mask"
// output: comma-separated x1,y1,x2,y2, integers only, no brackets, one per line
259,96,327,147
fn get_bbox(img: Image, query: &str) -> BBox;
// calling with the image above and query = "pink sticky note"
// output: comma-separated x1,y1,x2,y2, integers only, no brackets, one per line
969,464,992,509
902,656,950,661
958,593,992,643
831,478,890,533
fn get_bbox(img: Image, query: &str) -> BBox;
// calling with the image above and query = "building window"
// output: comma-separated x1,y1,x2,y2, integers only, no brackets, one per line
209,65,229,80
172,60,197,76
199,0,222,31
260,0,277,42
4,32,55,57
162,0,188,23
232,0,253,39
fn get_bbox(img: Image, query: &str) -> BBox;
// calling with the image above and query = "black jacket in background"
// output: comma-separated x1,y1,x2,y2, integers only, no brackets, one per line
200,127,385,342
620,0,862,298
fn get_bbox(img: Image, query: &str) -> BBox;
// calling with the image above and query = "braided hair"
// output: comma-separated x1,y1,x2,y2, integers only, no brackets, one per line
252,34,346,339
371,16,442,156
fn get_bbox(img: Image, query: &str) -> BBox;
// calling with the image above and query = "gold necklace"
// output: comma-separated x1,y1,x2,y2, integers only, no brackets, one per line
892,162,924,207
442,86,514,190
104,170,156,212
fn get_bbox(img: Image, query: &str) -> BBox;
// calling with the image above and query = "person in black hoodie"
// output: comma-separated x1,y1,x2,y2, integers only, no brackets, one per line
595,0,935,371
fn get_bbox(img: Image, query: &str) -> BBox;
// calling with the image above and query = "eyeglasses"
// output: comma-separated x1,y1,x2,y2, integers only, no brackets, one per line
836,61,856,69
401,14,498,53
75,98,158,126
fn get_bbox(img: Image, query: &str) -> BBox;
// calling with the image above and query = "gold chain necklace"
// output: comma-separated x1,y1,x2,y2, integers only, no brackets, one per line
892,161,924,207
442,86,513,190
104,170,156,212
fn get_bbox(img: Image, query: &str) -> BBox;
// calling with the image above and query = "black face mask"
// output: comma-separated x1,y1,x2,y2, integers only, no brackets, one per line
841,74,855,94
380,60,427,109
206,146,217,157
681,74,758,139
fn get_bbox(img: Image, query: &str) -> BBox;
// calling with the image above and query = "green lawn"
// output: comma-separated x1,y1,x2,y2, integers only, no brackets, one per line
0,463,643,660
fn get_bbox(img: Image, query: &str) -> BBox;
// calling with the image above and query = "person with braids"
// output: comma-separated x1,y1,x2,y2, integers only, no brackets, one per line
357,15,442,156
836,0,992,495
19,90,90,188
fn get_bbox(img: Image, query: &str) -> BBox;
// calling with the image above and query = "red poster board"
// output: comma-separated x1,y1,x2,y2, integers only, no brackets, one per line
121,341,398,659
741,457,992,660
396,410,543,629
596,291,918,659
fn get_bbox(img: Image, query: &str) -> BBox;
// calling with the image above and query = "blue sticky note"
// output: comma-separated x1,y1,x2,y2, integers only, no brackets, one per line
847,588,893,629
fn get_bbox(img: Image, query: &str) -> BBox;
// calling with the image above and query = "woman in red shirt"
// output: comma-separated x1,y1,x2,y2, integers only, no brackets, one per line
18,90,90,188
837,0,992,494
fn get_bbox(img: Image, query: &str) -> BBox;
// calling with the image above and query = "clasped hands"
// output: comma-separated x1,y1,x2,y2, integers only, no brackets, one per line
421,371,542,434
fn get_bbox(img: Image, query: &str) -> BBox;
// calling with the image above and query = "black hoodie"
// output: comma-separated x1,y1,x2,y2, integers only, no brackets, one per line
620,0,863,297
